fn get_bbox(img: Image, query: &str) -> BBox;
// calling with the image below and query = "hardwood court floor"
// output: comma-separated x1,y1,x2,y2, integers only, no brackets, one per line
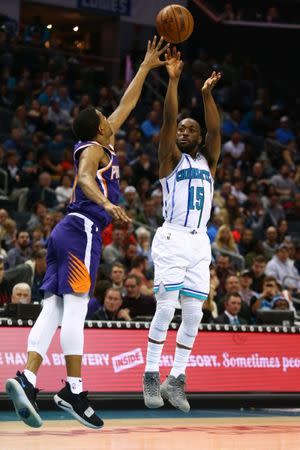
1,409,300,450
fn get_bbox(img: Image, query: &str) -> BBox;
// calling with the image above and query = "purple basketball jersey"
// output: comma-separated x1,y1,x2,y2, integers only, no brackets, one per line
67,141,120,229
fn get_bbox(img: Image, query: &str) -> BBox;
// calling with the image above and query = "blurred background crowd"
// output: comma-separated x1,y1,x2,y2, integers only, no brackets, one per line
0,4,299,326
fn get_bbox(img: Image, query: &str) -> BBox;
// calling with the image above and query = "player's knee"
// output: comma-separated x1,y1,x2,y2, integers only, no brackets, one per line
156,303,175,327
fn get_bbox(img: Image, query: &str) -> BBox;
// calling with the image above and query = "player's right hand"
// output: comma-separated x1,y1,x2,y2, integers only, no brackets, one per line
165,46,184,79
103,201,131,223
141,36,170,70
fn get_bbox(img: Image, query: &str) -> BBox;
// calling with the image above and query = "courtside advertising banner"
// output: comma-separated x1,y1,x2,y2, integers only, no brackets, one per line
1,328,300,392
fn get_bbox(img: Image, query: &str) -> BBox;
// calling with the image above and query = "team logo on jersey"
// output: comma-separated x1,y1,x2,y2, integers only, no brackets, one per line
110,165,120,180
176,168,212,184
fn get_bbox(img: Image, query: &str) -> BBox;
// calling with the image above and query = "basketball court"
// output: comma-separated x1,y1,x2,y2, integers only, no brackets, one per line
1,408,300,450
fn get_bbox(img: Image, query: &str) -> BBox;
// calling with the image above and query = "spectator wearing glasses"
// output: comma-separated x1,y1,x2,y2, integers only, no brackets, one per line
92,288,123,321
118,274,156,321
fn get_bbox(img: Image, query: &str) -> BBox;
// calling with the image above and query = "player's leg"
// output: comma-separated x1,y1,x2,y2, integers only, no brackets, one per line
143,226,186,408
51,214,103,428
143,289,179,408
6,293,63,427
160,295,203,412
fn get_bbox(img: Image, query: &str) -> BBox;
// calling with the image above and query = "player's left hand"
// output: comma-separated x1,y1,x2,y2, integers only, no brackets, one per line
141,36,170,70
202,71,222,94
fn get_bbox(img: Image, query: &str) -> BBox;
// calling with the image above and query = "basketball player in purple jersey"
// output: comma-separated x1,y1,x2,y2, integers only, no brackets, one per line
5,36,170,429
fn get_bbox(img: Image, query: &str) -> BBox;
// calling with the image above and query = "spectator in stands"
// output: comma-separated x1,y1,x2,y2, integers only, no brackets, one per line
6,230,32,269
92,288,123,321
86,280,112,320
21,249,47,302
263,192,285,228
222,131,246,161
277,218,289,244
239,269,257,305
27,171,58,210
212,224,240,260
217,274,251,323
135,226,152,263
265,243,300,292
55,173,72,207
102,227,125,266
141,110,161,138
0,217,17,251
110,262,126,296
136,198,163,230
262,226,279,259
0,256,10,305
213,292,248,325
122,243,138,271
11,282,31,304
270,164,298,201
275,116,296,146
249,255,267,292
251,276,283,314
122,185,141,212
118,274,156,321
129,255,153,296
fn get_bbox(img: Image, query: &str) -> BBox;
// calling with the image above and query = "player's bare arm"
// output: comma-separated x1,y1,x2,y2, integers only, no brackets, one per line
158,47,183,179
202,71,222,178
78,146,131,223
108,36,170,143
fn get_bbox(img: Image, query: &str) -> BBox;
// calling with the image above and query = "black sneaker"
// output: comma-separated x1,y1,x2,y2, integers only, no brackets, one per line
54,382,104,429
5,371,42,428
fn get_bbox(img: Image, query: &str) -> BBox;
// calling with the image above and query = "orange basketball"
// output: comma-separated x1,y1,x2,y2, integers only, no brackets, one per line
156,4,194,44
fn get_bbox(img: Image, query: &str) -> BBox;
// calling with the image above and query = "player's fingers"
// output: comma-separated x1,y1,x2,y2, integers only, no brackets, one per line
158,42,170,55
172,46,177,57
147,40,151,51
177,51,181,60
151,35,157,48
157,35,164,50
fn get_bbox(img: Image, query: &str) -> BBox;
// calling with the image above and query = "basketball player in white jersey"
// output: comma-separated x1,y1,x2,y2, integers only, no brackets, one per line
143,47,221,412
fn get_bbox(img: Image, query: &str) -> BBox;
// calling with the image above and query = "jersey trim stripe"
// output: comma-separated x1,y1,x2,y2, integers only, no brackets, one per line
184,155,192,227
164,154,185,181
197,188,205,228
96,151,113,197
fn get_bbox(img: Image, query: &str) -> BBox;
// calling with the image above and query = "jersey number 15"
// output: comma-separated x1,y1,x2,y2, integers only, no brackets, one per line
188,186,204,210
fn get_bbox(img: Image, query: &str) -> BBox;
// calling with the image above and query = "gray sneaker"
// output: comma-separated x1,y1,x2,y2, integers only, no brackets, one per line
143,372,164,409
160,374,190,413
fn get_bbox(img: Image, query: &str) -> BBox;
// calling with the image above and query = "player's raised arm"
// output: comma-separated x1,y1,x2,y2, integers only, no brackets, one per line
158,47,183,178
202,71,222,178
78,146,130,223
108,36,169,140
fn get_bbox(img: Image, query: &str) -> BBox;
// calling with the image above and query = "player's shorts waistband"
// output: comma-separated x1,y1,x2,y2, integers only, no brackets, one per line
68,212,95,228
162,222,207,234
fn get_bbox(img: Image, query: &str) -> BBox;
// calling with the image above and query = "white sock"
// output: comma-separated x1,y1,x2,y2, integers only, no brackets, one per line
170,346,192,378
23,369,37,387
67,376,83,394
145,342,164,372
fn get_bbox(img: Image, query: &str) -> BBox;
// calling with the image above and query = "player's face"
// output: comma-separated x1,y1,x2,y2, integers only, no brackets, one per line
96,110,113,138
176,119,202,153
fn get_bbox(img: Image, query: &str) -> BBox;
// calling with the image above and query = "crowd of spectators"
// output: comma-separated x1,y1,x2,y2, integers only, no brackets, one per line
0,22,299,326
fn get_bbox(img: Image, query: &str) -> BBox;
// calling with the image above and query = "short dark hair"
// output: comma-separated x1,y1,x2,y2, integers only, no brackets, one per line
72,107,100,141
253,255,266,264
225,292,241,303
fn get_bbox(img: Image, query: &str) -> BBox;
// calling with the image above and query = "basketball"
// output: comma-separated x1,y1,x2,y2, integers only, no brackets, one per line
156,4,194,44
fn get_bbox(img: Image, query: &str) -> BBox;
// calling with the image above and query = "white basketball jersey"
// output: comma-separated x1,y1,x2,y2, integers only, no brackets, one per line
160,153,214,230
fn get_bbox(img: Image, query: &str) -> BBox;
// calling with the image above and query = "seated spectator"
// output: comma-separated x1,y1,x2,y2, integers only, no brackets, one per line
213,292,248,325
11,282,31,304
251,276,285,314
265,243,300,293
274,116,296,146
249,255,267,292
86,279,112,320
238,228,264,268
110,262,126,296
92,288,123,321
222,131,246,161
277,219,289,244
27,171,58,210
118,274,156,321
122,243,138,271
135,226,153,264
140,110,161,139
202,267,219,322
217,274,251,323
136,198,164,230
270,164,298,201
263,192,285,228
55,173,73,207
129,255,153,296
102,227,125,266
239,269,257,305
6,230,32,269
0,217,17,251
212,224,240,260
262,226,279,260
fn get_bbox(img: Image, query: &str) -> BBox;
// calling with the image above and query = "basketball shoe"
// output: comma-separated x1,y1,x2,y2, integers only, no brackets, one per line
5,371,42,428
160,374,190,412
54,381,104,429
143,371,164,408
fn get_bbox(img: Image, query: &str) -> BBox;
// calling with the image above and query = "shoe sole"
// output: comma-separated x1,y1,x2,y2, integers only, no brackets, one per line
5,379,43,428
54,395,104,429
160,384,190,413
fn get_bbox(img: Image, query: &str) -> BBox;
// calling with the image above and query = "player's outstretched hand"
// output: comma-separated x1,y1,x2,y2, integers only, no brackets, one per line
103,202,131,223
202,71,222,94
141,36,170,70
165,46,184,80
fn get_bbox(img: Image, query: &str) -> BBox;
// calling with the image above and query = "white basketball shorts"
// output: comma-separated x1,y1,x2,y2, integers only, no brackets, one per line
152,222,211,301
